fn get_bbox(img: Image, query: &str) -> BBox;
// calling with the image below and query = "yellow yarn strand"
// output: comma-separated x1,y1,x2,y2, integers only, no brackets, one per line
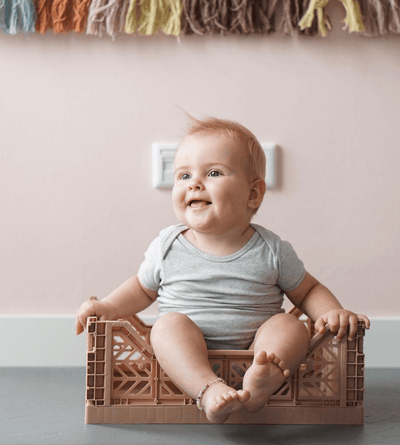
316,6,331,36
137,0,159,35
299,0,364,36
125,0,181,36
339,0,364,33
299,0,330,36
161,0,182,36
125,0,137,34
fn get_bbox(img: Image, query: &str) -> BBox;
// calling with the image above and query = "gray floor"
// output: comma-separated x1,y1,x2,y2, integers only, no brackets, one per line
0,368,399,445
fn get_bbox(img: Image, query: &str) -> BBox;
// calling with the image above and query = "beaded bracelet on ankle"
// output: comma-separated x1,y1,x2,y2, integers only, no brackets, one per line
196,377,226,410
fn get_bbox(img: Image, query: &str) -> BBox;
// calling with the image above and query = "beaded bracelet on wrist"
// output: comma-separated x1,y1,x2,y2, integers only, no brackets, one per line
196,377,226,410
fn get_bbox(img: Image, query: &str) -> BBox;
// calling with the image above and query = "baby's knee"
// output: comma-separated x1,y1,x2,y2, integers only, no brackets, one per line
155,312,192,325
151,312,192,337
273,313,309,337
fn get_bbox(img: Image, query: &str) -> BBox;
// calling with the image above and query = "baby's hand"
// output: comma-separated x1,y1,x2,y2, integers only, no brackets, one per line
314,309,370,341
75,297,117,335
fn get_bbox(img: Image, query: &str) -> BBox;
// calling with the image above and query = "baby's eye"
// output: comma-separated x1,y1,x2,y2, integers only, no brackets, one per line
181,173,191,180
209,170,221,177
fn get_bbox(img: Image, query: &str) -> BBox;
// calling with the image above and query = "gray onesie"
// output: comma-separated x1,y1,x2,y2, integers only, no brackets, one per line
138,223,305,350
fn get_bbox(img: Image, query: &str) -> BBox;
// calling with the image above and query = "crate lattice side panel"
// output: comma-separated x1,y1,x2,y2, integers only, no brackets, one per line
111,326,155,405
85,317,365,421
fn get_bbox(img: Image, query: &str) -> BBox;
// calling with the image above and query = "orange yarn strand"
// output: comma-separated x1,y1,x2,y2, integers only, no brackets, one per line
52,0,75,33
74,0,92,32
34,0,54,34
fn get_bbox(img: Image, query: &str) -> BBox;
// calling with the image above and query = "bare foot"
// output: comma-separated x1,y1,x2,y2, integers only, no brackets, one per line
201,382,250,423
243,350,290,413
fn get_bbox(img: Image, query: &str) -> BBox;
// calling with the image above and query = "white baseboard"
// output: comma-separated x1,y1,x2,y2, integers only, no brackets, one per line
0,316,398,367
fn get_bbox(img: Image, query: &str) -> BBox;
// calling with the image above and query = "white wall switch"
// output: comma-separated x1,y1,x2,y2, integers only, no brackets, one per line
261,143,276,188
152,142,276,189
152,143,178,189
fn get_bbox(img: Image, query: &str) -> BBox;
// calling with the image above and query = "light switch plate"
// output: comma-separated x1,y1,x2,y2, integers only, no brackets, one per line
152,142,276,189
261,143,276,188
152,143,177,189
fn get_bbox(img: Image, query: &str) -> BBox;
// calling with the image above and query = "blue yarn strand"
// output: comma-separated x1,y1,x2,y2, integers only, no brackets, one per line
0,0,8,34
1,0,36,35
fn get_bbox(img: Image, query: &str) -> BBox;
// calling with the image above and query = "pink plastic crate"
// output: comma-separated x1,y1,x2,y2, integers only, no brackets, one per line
85,308,366,424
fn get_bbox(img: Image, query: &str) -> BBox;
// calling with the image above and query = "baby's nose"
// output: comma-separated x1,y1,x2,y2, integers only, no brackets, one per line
189,180,205,191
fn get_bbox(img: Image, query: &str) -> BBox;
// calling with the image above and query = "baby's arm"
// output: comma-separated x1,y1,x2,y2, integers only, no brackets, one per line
286,272,370,341
75,275,157,335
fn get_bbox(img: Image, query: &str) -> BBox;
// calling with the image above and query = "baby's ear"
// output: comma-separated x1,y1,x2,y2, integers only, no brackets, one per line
248,179,266,209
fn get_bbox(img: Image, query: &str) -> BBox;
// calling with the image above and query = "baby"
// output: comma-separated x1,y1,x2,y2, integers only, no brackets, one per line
76,115,370,424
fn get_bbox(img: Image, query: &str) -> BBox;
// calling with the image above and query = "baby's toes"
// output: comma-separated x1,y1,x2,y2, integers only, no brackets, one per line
228,390,239,400
272,356,285,369
278,361,290,376
272,356,290,376
222,391,239,403
215,394,226,407
217,392,233,406
272,355,281,366
266,352,276,362
237,389,251,403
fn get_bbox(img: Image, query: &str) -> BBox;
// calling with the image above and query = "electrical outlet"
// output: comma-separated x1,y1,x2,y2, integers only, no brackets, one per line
152,142,276,189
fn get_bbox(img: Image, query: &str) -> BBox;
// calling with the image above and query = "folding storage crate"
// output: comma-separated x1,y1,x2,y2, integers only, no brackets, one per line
84,307,366,425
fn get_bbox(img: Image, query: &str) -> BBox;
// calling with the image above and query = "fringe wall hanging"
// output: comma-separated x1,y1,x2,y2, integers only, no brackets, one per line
1,0,400,37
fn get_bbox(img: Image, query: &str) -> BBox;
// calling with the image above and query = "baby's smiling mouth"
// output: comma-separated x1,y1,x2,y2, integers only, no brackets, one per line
188,199,212,208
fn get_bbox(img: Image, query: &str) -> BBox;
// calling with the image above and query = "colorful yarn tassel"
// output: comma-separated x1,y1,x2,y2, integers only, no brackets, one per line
125,0,137,33
87,0,129,38
34,0,91,33
125,0,182,35
160,0,181,35
359,0,400,35
52,0,74,33
389,0,400,33
181,0,279,35
34,0,53,33
229,0,279,35
299,0,364,36
0,0,7,33
281,0,319,35
74,0,91,32
299,0,331,36
339,0,364,32
1,0,36,35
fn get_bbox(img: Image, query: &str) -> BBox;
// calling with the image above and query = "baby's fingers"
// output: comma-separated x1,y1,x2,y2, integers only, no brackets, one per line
326,313,341,336
75,302,96,335
358,314,371,329
335,313,350,341
346,314,360,341
75,313,89,335
314,316,327,334
75,319,85,335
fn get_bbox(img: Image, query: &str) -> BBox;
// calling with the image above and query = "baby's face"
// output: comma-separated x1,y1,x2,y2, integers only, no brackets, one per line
172,133,254,235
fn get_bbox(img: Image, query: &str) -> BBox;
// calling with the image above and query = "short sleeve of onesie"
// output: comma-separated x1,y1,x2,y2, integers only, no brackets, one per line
249,225,305,293
275,238,306,292
137,236,162,291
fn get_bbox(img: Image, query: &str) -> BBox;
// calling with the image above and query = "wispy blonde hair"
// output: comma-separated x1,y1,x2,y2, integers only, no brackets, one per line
181,114,266,183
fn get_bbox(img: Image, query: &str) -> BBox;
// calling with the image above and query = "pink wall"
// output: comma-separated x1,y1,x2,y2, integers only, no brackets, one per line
1,4,399,318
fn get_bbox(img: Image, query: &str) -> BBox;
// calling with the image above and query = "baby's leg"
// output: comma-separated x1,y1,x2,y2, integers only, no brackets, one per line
150,312,249,423
243,313,309,413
